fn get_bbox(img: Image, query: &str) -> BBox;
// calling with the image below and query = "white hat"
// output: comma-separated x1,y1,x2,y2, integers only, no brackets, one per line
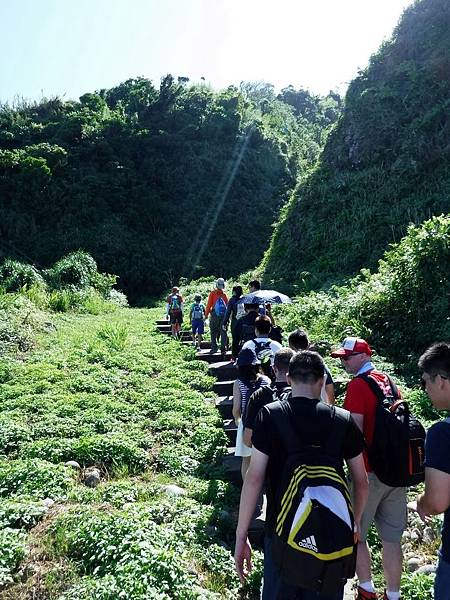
216,278,225,289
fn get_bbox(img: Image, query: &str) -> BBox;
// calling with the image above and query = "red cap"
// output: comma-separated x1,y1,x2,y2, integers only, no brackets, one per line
330,337,372,358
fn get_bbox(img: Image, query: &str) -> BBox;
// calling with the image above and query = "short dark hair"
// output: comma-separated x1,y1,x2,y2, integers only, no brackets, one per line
255,316,271,335
288,328,309,351
274,347,295,371
288,350,325,384
418,343,450,378
194,294,201,302
249,279,261,291
233,285,243,297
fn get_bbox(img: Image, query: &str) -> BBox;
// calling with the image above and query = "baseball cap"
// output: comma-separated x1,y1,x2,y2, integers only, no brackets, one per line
216,278,225,289
330,337,372,358
172,286,179,293
237,348,260,367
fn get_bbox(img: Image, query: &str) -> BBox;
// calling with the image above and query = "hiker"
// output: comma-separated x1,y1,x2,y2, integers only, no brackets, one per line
234,350,368,599
414,343,450,600
234,302,260,353
233,348,271,481
242,316,282,367
249,279,261,293
222,285,244,360
331,337,407,600
289,328,335,405
189,294,206,349
243,347,294,448
166,286,184,338
205,278,229,355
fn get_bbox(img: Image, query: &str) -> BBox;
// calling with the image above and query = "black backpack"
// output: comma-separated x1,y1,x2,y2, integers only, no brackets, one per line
252,338,273,362
358,373,426,487
271,400,357,595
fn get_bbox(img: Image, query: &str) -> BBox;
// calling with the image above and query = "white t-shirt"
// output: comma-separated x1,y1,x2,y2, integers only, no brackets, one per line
242,337,283,365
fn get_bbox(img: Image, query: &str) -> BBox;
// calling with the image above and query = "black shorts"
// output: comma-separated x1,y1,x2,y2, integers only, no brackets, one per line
169,311,183,325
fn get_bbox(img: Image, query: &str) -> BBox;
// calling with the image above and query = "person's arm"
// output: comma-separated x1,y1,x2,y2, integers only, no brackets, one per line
234,448,268,583
243,427,253,447
223,298,233,329
189,304,193,324
266,304,275,326
232,380,241,424
326,384,335,405
346,453,368,539
204,292,214,318
417,467,450,519
350,413,364,432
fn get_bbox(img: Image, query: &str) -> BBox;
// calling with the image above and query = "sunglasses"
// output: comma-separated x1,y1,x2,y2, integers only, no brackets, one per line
420,373,449,390
341,353,361,362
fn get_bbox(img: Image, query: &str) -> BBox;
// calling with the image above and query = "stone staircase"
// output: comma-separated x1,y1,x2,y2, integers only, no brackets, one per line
155,317,265,547
154,318,354,594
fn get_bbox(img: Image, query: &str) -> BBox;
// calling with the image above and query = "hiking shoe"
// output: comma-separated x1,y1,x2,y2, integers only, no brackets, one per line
355,588,378,600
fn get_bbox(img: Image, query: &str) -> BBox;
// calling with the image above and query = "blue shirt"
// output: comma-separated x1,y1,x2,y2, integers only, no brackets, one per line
424,419,450,561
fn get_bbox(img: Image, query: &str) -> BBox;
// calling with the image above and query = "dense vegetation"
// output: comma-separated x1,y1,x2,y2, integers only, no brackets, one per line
0,254,264,599
0,77,340,302
263,0,450,291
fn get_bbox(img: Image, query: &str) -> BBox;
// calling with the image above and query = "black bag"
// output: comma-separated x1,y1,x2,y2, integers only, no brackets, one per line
271,401,357,595
358,373,425,487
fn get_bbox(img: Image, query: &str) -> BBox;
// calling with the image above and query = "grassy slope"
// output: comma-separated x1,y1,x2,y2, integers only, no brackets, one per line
262,0,450,292
0,302,262,599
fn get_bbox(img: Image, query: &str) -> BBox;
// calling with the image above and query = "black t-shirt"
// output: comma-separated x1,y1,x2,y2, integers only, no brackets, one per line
252,396,365,533
235,311,259,345
245,382,291,429
424,419,450,562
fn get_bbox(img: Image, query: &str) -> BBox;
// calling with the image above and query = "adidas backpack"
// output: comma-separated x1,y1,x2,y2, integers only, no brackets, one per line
358,373,425,487
271,401,357,594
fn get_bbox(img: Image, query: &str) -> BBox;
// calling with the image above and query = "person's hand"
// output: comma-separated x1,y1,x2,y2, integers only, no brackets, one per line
234,534,252,584
410,498,432,522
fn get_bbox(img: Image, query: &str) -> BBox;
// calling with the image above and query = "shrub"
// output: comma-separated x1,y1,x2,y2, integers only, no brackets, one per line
0,498,49,529
0,527,27,587
0,259,44,292
0,459,75,499
97,323,128,351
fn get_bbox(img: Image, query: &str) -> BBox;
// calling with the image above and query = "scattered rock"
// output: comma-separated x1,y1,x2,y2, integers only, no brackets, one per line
65,460,81,470
163,484,186,497
407,557,422,572
42,498,55,508
423,526,436,544
410,529,421,542
417,563,437,574
82,468,101,488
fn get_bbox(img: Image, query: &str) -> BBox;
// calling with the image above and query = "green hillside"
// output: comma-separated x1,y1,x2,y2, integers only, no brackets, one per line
0,78,339,302
262,0,450,291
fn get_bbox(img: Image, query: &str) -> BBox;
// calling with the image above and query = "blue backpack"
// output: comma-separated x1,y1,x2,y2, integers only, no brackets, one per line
214,296,227,317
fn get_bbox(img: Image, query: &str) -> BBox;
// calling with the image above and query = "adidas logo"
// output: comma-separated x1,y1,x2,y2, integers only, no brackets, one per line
299,535,318,552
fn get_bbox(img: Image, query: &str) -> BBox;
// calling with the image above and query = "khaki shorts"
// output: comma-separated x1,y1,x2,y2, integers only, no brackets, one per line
356,473,407,543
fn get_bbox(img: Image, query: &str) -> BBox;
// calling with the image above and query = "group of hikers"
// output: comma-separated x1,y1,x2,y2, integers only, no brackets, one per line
165,281,450,600
165,278,281,356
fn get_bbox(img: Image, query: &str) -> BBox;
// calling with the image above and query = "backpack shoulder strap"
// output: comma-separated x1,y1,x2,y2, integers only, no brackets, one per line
270,399,347,456
358,372,400,404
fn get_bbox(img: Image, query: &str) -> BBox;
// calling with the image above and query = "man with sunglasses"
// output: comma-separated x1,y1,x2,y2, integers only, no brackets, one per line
331,337,406,600
414,342,450,600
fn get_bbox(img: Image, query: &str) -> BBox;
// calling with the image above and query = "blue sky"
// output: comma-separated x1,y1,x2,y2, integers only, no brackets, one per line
0,0,413,104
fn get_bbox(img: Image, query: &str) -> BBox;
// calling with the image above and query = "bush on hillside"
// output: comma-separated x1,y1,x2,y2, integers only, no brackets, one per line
44,250,117,296
0,259,44,292
275,215,450,369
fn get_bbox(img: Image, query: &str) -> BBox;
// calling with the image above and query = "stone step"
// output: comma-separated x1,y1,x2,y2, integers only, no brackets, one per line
223,419,237,445
182,340,211,349
158,329,192,341
197,350,233,364
248,514,265,549
208,361,237,381
213,380,235,396
222,448,241,485
214,396,233,419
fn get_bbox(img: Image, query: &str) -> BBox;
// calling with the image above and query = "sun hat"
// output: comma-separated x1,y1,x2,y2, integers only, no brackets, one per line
330,337,372,358
237,348,260,367
216,278,225,289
